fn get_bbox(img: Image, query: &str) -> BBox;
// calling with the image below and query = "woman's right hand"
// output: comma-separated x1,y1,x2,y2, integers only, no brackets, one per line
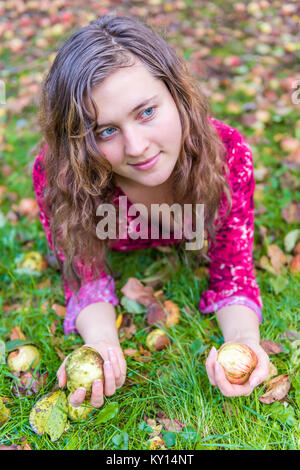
57,341,127,408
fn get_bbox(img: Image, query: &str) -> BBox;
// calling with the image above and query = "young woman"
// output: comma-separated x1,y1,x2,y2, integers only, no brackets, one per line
32,14,269,409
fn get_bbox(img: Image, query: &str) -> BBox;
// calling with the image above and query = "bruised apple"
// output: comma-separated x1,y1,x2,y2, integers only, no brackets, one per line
65,346,103,398
146,329,170,351
216,343,258,385
7,345,41,373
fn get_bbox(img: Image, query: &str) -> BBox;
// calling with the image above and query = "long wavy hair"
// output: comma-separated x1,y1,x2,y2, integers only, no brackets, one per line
37,14,231,295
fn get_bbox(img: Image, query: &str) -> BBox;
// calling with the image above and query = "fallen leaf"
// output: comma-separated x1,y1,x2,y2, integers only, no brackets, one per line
146,302,167,326
259,255,278,275
0,397,11,426
280,330,300,341
282,201,300,224
10,326,26,341
121,277,155,305
284,229,300,252
259,374,291,404
29,390,68,441
12,371,48,397
156,412,185,432
260,340,284,354
267,245,287,272
148,436,166,450
118,314,137,343
115,313,123,329
51,304,66,318
123,348,138,357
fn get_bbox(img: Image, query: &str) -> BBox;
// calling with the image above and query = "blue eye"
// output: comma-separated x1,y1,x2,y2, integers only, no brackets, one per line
100,127,115,138
142,107,154,117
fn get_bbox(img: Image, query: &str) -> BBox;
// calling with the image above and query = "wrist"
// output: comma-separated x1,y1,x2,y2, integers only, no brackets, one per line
75,301,118,344
216,304,260,344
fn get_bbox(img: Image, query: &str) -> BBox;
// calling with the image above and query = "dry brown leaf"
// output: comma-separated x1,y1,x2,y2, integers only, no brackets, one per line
153,290,165,300
259,374,291,404
146,302,167,326
51,304,66,318
258,256,278,275
12,371,48,397
267,245,287,272
260,340,284,354
119,314,137,343
280,330,300,341
123,348,138,357
156,412,185,432
10,326,26,341
37,279,51,289
282,201,300,224
121,277,154,304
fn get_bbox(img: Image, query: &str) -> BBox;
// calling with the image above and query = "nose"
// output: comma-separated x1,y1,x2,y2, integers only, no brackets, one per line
123,124,150,160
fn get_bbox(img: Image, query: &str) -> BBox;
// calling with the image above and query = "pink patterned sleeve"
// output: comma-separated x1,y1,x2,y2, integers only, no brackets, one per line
199,125,263,323
32,148,119,335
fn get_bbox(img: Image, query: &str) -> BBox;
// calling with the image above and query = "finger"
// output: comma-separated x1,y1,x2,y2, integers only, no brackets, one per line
214,361,253,397
107,348,122,386
103,360,116,397
69,387,86,407
205,347,217,386
57,359,67,387
109,348,127,388
90,379,104,408
249,353,270,387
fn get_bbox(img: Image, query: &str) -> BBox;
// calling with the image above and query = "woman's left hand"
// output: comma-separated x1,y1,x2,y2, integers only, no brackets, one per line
205,338,270,397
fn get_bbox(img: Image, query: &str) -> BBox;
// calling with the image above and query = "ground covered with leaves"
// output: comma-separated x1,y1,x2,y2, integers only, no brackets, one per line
0,0,299,451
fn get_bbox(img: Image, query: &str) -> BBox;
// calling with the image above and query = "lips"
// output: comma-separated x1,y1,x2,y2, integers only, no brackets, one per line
127,152,161,171
128,152,160,166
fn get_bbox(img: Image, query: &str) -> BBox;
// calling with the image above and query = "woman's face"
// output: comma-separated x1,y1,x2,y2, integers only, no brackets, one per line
91,58,182,192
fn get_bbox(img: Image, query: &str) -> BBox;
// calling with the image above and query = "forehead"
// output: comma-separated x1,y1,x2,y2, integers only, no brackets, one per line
90,60,165,115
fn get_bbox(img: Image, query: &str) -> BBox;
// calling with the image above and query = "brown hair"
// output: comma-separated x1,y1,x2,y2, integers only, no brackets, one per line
37,14,231,294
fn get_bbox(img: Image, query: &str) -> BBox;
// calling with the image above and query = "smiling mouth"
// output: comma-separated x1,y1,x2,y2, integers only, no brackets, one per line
128,152,160,166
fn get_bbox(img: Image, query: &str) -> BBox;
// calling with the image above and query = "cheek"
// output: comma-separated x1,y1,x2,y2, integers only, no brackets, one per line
159,108,182,146
97,143,123,168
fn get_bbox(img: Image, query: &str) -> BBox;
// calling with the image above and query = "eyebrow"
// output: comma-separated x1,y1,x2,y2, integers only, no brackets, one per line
95,94,159,129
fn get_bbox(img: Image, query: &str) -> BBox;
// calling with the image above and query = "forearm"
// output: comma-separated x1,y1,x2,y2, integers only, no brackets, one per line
75,301,119,344
216,304,260,343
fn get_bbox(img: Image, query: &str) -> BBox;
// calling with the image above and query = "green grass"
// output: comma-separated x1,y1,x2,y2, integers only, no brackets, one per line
0,0,300,451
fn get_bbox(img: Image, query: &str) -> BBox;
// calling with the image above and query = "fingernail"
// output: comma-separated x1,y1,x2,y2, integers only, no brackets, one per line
215,362,222,372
